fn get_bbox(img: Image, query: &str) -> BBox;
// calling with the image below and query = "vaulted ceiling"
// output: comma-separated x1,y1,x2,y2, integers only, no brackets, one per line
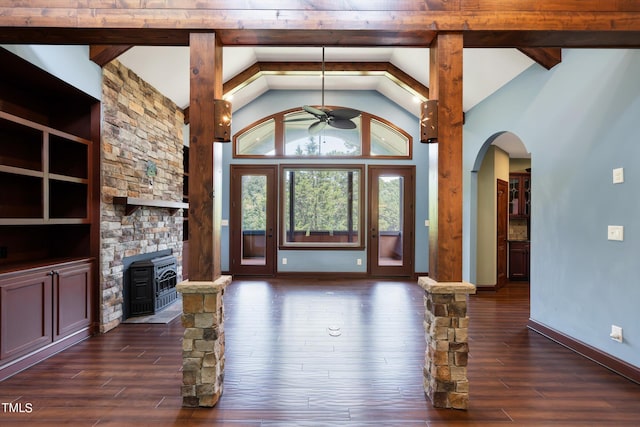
117,46,537,117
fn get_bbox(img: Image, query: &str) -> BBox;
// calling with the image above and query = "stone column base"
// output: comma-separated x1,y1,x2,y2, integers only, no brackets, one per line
176,275,231,407
418,276,476,410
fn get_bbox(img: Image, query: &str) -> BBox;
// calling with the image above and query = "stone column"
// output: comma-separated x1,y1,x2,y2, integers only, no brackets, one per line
418,276,476,410
176,276,231,407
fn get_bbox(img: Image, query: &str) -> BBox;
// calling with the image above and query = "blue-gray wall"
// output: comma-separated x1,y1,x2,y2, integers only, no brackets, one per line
463,49,640,367
222,89,429,273
2,45,102,100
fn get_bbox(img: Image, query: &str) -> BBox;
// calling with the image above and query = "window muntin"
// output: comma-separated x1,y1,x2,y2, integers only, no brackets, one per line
281,165,363,249
233,108,411,159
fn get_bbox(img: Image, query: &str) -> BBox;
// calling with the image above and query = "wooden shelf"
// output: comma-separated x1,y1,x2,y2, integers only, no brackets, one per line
113,197,189,216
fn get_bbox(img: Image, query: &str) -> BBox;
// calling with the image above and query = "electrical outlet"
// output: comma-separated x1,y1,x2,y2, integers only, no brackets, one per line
357,258,362,266
0,246,7,259
282,257,287,265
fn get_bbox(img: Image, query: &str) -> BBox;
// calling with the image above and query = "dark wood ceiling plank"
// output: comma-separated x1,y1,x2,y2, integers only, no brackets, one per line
517,47,562,70
89,45,133,67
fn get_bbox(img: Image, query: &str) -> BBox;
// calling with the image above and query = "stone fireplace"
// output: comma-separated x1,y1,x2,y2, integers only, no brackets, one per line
99,60,186,333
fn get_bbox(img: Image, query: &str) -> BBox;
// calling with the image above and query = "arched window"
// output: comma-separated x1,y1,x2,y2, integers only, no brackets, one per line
233,108,412,159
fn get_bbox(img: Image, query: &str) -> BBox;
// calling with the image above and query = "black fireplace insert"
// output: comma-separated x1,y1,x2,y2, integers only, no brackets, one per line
127,254,178,317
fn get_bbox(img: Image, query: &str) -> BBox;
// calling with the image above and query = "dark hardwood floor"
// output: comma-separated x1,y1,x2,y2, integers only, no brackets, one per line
1,279,639,425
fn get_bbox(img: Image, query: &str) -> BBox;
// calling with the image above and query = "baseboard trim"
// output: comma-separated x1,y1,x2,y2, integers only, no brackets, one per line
527,319,640,385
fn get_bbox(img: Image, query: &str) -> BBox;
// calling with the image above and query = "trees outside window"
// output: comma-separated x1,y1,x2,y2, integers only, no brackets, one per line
282,166,363,248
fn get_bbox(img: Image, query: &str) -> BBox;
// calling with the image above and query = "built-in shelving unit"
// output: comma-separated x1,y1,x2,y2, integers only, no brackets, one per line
0,47,100,380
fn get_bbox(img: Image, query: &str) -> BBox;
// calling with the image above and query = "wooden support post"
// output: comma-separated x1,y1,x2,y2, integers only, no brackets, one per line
189,32,223,282
428,33,464,283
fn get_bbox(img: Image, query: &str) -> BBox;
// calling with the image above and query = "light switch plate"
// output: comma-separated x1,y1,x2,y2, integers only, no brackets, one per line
608,225,624,241
613,167,624,184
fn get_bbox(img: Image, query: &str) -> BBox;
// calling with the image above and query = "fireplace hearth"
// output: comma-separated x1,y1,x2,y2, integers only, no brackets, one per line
127,254,178,317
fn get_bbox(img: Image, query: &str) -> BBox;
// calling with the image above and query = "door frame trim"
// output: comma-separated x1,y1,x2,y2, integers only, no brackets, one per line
367,165,416,277
229,164,278,276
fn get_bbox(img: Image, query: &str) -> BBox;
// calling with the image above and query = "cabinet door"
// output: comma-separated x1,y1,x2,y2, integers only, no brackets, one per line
509,242,530,280
0,271,53,361
53,261,92,340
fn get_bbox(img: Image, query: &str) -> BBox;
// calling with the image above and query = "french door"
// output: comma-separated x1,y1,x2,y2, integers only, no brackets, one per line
230,165,277,276
368,165,415,276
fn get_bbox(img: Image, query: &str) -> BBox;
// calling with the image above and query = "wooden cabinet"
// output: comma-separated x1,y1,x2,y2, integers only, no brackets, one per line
0,259,92,366
0,49,99,380
53,261,92,340
0,269,53,362
509,241,530,280
508,173,531,218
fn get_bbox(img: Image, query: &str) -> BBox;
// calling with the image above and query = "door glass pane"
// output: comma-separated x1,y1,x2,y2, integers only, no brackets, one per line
378,176,404,266
241,175,267,265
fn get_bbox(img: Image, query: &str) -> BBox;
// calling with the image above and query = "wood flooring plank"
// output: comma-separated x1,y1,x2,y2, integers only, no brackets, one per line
0,279,639,425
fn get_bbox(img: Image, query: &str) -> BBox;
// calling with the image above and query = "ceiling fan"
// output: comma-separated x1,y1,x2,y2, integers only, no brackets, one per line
287,47,361,134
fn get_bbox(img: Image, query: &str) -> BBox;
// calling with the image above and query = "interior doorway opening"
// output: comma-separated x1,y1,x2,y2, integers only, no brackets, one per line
471,131,531,290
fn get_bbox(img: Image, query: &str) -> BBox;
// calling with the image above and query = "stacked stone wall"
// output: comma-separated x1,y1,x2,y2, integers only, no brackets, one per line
100,60,185,332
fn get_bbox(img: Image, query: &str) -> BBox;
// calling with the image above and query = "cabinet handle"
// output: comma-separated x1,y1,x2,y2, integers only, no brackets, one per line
52,270,60,276
47,271,55,277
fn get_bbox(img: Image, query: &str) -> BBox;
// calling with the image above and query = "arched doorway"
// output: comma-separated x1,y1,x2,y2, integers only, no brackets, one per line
470,131,531,289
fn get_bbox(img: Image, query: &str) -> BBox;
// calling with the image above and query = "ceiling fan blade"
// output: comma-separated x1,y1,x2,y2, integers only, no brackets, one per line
303,105,328,118
284,117,316,123
328,108,360,120
328,118,357,130
308,120,327,134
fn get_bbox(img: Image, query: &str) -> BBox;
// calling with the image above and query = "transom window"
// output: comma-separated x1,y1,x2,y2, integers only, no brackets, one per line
234,108,411,159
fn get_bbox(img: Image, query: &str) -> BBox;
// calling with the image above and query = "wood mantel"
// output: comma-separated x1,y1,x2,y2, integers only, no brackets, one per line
113,197,188,216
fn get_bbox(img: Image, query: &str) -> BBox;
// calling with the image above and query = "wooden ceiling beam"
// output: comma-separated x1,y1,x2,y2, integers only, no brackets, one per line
89,45,134,67
1,1,640,48
0,28,638,49
517,48,562,70
183,61,431,124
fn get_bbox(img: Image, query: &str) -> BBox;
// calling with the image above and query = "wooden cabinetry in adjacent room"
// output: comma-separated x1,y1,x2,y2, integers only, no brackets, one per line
508,173,531,218
509,241,530,280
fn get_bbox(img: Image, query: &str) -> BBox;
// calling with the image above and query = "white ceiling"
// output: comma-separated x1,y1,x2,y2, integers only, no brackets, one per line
117,46,535,156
